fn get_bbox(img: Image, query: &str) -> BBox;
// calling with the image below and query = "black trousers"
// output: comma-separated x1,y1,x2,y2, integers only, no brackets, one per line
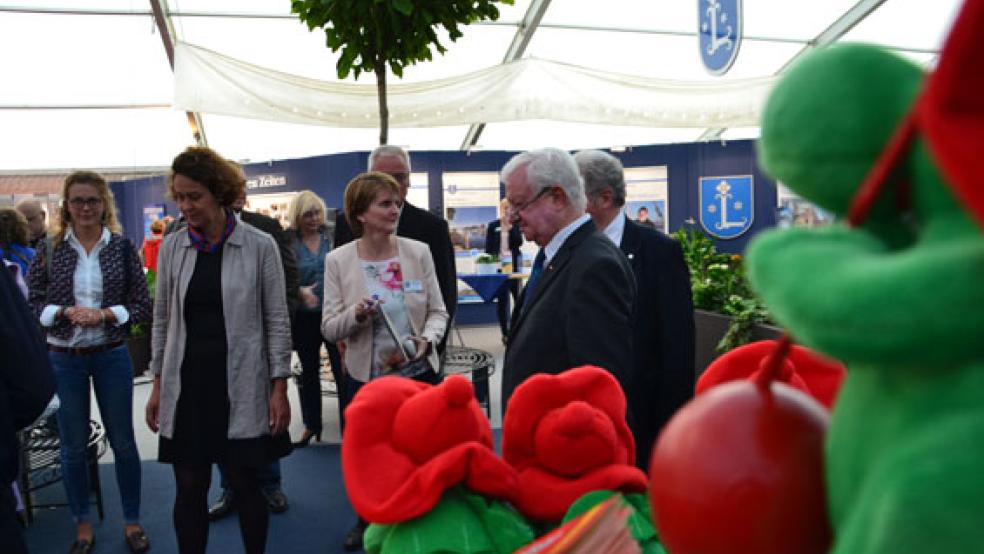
495,279,520,338
292,310,343,433
1,482,27,554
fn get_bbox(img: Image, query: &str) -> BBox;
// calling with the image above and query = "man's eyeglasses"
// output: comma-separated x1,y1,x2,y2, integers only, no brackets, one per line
506,186,555,222
67,197,103,209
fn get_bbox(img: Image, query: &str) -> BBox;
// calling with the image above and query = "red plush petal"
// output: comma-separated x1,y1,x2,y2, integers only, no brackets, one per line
696,341,846,410
512,464,648,522
341,375,518,524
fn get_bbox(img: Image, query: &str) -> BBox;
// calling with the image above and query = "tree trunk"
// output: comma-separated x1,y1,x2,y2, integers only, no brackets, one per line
375,59,389,145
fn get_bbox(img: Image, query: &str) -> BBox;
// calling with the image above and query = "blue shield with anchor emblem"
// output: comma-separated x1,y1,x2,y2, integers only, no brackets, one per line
699,175,754,239
698,0,743,75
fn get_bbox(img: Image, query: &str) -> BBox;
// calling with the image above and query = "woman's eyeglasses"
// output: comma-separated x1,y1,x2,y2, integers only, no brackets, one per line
67,197,103,209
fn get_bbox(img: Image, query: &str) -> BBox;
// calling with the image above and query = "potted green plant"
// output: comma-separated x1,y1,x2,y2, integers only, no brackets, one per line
673,228,781,376
127,269,155,378
474,253,499,275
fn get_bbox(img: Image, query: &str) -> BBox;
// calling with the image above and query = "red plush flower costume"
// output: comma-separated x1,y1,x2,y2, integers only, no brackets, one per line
341,375,519,524
502,365,648,523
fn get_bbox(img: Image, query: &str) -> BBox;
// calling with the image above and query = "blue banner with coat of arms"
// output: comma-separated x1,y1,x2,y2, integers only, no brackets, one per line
698,0,742,75
699,175,754,239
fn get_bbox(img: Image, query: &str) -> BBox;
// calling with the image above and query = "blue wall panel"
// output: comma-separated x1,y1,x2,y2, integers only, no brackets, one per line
111,140,776,254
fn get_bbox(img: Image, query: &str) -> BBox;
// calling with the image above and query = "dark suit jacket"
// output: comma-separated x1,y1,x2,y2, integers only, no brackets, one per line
1,264,56,483
240,211,300,318
335,202,458,325
484,219,523,267
501,219,636,409
619,217,695,469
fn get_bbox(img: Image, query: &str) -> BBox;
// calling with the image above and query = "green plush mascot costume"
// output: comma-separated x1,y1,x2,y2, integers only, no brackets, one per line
749,1,984,550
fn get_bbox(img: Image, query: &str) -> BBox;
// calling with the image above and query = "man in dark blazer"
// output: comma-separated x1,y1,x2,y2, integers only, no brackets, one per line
1,262,57,553
575,149,696,470
334,145,458,358
500,148,636,412
484,200,524,343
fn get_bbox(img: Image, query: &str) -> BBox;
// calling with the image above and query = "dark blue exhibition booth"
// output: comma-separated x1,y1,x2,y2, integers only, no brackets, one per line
111,139,778,325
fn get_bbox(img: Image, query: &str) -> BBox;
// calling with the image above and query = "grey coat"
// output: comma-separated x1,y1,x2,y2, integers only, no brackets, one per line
150,221,291,439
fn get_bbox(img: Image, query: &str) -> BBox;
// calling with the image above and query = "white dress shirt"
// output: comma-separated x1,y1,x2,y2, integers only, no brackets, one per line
600,212,626,247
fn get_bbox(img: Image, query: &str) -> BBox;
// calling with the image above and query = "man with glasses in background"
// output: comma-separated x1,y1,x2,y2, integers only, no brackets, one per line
498,148,636,412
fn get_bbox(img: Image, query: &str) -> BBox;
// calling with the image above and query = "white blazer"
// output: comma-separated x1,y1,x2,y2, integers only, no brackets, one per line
321,236,448,382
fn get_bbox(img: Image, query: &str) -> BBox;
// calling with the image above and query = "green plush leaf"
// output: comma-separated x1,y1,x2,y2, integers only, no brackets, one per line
365,488,533,553
562,491,668,554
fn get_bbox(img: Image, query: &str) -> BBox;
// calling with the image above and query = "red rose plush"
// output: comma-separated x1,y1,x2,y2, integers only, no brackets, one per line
342,375,519,524
502,366,648,522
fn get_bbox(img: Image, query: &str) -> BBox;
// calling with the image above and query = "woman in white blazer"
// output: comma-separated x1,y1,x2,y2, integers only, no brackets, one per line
320,171,448,550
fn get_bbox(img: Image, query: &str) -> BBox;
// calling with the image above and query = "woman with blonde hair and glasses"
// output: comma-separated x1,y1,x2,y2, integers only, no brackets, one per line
286,190,344,446
27,171,152,554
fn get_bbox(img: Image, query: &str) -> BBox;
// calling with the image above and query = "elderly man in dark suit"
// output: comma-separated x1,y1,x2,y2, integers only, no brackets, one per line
575,149,695,469
500,148,636,412
334,145,458,363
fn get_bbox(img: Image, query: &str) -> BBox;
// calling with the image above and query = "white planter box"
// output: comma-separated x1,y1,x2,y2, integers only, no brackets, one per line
475,263,499,275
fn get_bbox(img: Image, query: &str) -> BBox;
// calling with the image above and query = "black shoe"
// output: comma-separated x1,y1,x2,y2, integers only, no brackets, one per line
68,536,95,554
262,489,289,514
124,528,151,553
208,491,236,521
343,520,367,551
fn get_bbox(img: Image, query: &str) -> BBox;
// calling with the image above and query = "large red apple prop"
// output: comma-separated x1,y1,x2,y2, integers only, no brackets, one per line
648,380,831,554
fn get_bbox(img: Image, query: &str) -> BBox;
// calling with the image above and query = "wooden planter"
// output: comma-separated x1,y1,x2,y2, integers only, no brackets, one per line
694,309,783,379
127,334,152,378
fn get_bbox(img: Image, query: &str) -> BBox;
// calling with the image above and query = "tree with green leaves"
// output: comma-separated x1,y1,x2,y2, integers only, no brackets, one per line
292,0,514,145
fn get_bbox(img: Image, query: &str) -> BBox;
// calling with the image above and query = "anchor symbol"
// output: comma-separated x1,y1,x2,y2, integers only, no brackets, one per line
702,0,734,56
712,180,746,230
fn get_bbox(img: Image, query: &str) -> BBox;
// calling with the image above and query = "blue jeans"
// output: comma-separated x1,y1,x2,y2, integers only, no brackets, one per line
220,461,281,495
50,345,141,524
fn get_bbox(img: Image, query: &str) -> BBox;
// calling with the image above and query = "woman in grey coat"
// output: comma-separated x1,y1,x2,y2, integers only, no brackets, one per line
145,146,291,554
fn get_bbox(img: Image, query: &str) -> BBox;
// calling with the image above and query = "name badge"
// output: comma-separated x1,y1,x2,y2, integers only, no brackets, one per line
403,280,424,293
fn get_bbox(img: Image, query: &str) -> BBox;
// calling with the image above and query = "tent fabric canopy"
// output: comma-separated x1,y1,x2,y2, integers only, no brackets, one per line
175,41,775,129
0,0,963,172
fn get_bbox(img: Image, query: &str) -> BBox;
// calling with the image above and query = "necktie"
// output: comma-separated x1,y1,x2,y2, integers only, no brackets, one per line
522,249,546,312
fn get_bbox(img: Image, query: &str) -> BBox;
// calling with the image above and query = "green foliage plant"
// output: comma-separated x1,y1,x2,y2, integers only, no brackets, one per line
672,227,771,353
130,269,156,338
292,0,514,145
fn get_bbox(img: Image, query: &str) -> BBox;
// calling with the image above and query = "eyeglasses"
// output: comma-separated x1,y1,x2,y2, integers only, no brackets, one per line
506,186,554,222
67,197,103,209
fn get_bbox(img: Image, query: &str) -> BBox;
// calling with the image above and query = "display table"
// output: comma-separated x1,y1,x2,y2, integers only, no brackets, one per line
442,346,496,418
458,273,510,303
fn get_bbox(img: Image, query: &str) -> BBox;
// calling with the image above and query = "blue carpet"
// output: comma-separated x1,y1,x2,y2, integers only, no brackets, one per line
24,444,358,553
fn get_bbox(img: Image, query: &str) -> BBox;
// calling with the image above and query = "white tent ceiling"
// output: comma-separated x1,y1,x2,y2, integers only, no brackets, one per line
0,0,963,172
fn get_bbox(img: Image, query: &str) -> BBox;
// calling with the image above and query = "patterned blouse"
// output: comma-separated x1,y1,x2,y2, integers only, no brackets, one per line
362,256,414,378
